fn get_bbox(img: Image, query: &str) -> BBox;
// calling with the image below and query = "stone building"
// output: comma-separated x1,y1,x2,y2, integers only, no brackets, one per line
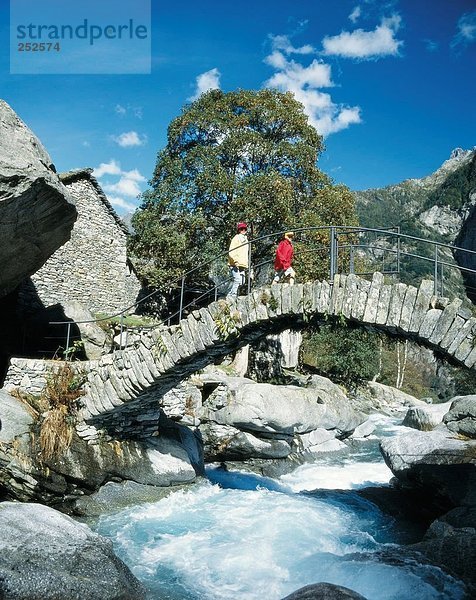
21,169,141,315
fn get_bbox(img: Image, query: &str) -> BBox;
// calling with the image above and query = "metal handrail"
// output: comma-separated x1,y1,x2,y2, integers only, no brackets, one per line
48,224,476,354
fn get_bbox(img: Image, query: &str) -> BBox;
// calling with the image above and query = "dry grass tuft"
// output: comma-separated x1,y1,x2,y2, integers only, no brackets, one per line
10,388,47,417
38,363,86,462
44,363,85,410
39,404,74,461
8,364,86,464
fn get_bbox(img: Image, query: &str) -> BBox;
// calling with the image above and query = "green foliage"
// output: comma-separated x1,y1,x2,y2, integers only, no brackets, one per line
213,300,242,340
425,157,476,211
129,209,217,289
94,313,158,337
63,340,84,361
301,322,380,384
303,317,476,400
294,185,359,281
153,334,168,357
259,289,279,311
446,367,476,398
129,89,359,288
377,341,436,399
356,183,429,231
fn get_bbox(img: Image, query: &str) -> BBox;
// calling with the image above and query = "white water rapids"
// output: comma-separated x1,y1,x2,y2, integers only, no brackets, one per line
95,416,465,599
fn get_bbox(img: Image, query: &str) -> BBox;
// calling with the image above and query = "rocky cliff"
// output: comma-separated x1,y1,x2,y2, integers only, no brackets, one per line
355,148,476,301
0,100,77,298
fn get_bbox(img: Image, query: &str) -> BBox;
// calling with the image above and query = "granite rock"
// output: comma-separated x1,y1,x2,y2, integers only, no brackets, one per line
0,99,76,297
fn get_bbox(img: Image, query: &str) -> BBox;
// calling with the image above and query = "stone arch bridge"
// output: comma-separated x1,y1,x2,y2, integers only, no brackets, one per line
75,272,476,434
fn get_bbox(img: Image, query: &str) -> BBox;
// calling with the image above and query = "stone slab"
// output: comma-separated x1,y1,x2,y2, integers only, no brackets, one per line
399,286,417,331
362,271,384,324
386,283,408,329
409,280,434,333
375,285,392,325
428,298,462,345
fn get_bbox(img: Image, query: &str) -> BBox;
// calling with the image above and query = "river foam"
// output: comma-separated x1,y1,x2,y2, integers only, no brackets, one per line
97,481,464,599
96,415,465,599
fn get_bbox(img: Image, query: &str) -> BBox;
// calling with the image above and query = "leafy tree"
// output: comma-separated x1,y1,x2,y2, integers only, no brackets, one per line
301,322,380,385
129,88,358,288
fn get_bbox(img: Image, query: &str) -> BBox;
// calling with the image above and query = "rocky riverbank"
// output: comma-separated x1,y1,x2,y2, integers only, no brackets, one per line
0,361,428,507
0,502,146,600
2,374,475,597
380,396,476,594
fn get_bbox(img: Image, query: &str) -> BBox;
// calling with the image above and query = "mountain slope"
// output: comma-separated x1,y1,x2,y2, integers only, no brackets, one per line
354,148,476,301
356,148,476,238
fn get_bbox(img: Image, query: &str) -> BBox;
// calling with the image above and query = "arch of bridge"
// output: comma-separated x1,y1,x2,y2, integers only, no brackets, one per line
81,272,476,431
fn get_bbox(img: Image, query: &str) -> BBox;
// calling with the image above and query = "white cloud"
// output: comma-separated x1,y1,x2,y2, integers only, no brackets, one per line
322,15,403,59
451,10,476,49
349,6,361,24
263,44,361,136
82,140,90,147
269,34,316,55
93,159,122,178
104,179,142,198
189,68,221,101
112,131,147,148
107,196,138,212
114,103,143,119
265,54,333,89
122,168,146,182
93,159,146,215
265,51,288,70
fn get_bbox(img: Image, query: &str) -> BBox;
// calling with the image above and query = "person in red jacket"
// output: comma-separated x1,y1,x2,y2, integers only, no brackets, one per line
273,231,295,285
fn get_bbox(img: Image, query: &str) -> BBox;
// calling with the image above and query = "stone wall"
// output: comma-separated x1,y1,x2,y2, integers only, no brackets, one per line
3,357,93,397
19,169,141,315
2,357,200,441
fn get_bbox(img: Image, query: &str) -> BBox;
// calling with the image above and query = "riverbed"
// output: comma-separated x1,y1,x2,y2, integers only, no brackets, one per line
95,415,465,599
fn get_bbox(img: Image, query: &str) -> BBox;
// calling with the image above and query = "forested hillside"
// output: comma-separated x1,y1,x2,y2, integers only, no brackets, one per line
354,148,476,300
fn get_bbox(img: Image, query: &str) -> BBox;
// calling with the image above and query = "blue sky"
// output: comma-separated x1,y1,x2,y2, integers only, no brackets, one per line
0,0,475,215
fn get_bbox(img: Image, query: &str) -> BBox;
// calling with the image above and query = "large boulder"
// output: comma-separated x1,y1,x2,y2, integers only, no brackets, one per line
380,428,476,509
200,422,292,460
62,300,110,359
296,428,347,454
197,374,362,461
0,389,36,500
410,517,476,594
443,396,476,438
402,401,452,431
0,502,145,599
281,583,368,600
0,388,33,444
0,99,77,297
0,389,197,503
354,381,426,415
72,479,189,517
199,376,363,437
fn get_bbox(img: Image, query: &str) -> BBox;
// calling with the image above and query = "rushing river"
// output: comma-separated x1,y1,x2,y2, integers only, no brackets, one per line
96,415,465,600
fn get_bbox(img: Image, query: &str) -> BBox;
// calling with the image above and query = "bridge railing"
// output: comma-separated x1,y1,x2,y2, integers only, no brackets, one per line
48,225,476,357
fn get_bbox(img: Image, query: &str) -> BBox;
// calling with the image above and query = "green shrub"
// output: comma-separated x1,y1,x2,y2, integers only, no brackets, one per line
301,322,380,385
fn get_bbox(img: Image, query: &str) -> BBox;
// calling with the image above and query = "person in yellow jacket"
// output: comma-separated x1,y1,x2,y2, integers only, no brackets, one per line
227,222,249,300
